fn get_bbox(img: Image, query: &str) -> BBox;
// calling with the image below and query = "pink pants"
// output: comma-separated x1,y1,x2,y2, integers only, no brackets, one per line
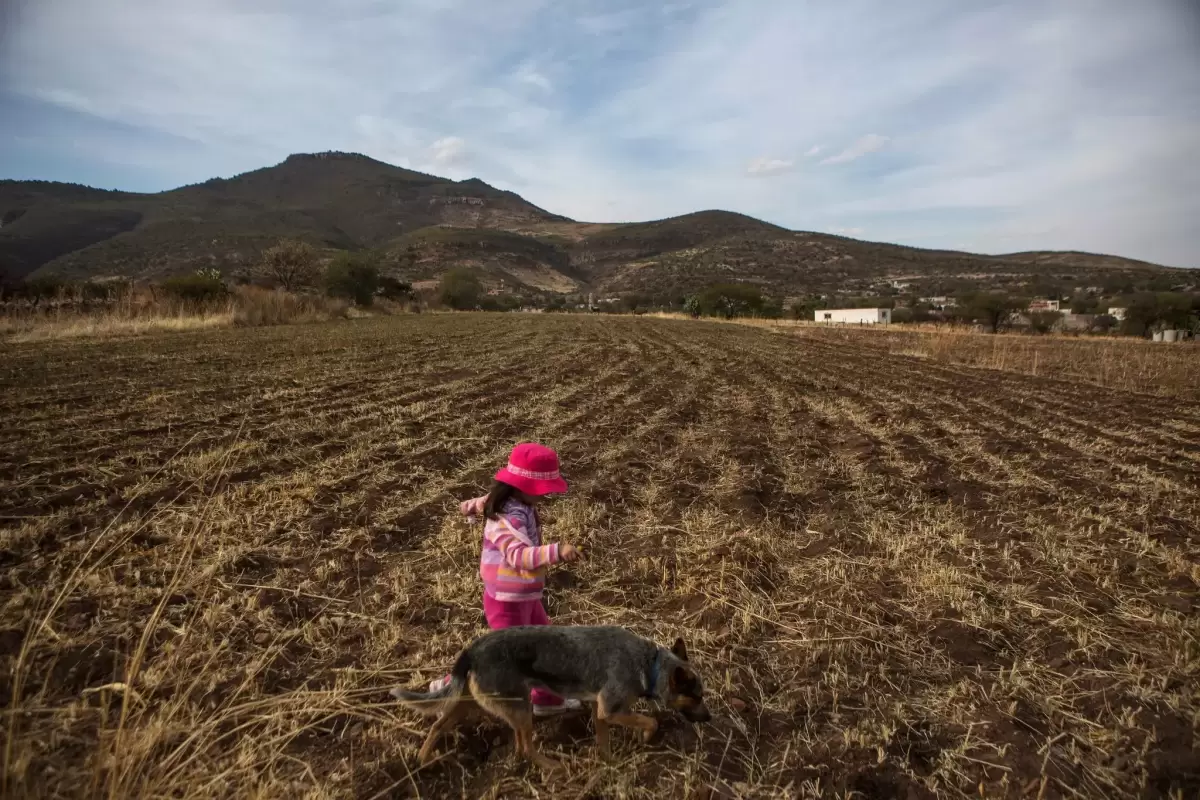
482,593,562,707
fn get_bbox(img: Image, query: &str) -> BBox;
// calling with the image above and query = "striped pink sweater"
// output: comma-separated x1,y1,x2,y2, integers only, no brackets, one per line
467,497,560,602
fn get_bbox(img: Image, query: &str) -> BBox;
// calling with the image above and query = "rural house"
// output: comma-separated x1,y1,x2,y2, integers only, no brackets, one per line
817,308,892,325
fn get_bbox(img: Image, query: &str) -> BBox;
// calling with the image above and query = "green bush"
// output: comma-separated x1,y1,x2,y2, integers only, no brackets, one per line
324,251,380,306
439,268,483,310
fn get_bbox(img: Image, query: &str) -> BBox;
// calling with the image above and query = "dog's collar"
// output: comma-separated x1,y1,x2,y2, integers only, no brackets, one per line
644,651,663,698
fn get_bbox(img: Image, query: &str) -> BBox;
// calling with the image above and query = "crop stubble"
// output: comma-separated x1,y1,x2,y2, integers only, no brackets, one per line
1,314,1197,798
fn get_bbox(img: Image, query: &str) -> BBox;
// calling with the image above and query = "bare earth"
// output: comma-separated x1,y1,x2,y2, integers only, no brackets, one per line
2,315,1197,798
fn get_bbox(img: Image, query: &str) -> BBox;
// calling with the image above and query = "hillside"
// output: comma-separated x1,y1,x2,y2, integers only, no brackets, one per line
1,153,568,284
2,152,1191,297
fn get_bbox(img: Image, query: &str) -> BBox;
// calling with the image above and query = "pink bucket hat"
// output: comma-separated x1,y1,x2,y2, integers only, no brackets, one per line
495,442,568,496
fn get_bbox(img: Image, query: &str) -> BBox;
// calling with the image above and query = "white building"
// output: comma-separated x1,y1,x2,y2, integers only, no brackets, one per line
817,308,892,325
1028,299,1061,312
1107,307,1127,321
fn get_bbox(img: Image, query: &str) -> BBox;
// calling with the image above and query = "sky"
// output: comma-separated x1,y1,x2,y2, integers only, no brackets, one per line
2,0,1199,267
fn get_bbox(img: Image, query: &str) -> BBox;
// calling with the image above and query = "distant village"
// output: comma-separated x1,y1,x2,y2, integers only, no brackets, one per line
481,271,1199,340
803,275,1197,338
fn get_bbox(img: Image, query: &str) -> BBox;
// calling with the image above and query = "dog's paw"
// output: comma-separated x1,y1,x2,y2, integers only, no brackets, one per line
641,719,659,743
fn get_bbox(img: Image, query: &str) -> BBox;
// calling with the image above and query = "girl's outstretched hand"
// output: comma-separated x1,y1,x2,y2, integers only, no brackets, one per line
460,496,487,519
560,543,584,562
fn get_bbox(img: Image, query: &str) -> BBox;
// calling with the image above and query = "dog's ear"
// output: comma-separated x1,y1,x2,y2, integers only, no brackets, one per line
672,637,689,661
669,665,689,690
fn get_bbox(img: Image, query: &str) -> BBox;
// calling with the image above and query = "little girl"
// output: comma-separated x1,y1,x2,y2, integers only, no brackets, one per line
429,442,583,715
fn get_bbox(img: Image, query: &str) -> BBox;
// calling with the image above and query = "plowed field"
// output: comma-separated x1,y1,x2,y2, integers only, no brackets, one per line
3,315,1198,798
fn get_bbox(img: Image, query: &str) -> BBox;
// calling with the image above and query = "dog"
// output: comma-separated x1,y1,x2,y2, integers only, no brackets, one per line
390,625,711,771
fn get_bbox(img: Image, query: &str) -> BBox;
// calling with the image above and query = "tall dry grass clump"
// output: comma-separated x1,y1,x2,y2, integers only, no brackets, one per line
1,285,351,342
230,286,349,327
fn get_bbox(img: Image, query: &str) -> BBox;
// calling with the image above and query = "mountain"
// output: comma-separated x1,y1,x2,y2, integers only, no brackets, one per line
1,152,1190,298
1,152,567,285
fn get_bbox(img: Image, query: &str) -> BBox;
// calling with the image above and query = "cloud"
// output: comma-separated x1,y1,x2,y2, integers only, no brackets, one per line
1,0,1197,266
746,156,794,177
430,136,468,167
515,62,552,92
819,134,889,165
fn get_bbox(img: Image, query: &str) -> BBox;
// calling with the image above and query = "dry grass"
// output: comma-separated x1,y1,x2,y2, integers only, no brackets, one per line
1,287,351,343
2,310,235,342
2,315,1197,799
793,326,1200,400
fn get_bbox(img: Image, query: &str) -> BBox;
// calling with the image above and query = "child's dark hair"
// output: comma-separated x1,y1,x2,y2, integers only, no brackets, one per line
483,480,519,520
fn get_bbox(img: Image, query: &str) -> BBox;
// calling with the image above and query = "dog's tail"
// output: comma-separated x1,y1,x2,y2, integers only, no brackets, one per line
389,648,472,717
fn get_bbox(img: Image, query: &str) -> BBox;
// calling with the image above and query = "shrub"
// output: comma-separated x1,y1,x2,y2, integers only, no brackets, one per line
479,293,522,312
21,276,70,304
324,251,380,306
439,268,483,310
80,280,127,303
160,271,228,304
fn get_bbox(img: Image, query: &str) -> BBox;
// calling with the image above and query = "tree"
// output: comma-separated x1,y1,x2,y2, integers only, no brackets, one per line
683,295,701,318
439,268,483,310
694,284,764,319
909,303,935,324
789,296,823,321
377,275,414,301
1028,310,1063,334
1121,292,1195,337
262,239,319,290
1090,314,1118,334
961,292,1026,333
324,251,380,306
759,298,784,319
1070,295,1099,315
